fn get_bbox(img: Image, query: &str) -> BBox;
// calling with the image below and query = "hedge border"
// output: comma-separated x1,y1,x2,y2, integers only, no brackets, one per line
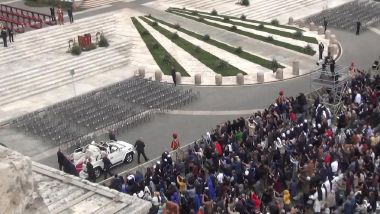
131,17,190,77
147,16,284,71
139,16,246,76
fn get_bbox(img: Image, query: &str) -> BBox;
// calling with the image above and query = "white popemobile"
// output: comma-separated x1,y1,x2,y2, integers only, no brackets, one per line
72,140,135,179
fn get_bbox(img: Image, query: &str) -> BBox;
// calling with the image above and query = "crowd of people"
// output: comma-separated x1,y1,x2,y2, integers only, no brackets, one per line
106,67,380,214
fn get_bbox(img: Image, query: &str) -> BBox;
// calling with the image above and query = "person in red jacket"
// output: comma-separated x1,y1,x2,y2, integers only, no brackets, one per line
251,191,261,211
171,133,180,150
215,141,222,156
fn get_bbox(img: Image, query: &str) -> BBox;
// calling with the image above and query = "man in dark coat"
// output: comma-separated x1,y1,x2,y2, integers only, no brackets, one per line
86,159,96,182
67,7,74,23
108,130,116,141
57,148,65,170
134,137,149,164
1,28,7,47
318,42,324,60
50,7,56,21
323,17,328,32
7,27,14,43
171,66,177,86
102,155,113,179
356,20,361,35
63,156,79,176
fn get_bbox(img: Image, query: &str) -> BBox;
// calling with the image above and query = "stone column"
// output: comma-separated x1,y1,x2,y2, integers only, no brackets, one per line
215,74,222,85
175,72,181,85
309,22,315,31
329,34,336,45
138,67,145,78
325,30,331,39
328,44,337,56
257,72,264,83
318,26,324,35
194,74,201,85
276,68,284,79
154,70,162,82
288,17,294,25
236,73,244,85
292,61,299,75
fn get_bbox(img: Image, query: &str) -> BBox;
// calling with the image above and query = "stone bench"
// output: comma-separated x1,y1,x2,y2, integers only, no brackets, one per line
215,74,222,85
155,70,162,82
293,61,299,76
175,72,181,85
194,74,201,85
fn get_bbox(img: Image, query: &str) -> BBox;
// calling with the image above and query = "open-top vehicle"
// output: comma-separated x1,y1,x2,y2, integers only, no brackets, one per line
72,140,135,178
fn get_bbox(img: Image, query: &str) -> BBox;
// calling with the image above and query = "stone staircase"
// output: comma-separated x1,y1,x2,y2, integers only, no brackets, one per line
80,0,122,9
0,13,132,106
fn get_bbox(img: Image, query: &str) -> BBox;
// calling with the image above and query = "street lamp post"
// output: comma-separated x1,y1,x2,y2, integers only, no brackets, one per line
70,69,77,96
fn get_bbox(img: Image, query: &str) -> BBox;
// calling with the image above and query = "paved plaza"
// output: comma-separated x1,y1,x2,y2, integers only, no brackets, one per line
0,0,380,181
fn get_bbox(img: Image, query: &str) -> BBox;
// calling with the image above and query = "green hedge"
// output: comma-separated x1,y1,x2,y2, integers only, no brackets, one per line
168,7,303,32
170,10,317,44
131,17,189,76
140,16,245,76
167,11,316,56
148,16,284,70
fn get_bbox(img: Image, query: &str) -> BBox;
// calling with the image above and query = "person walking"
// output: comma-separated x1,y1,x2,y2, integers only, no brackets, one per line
50,7,56,21
86,158,96,182
356,20,361,35
67,7,74,23
7,27,14,43
57,148,65,170
108,130,117,141
323,17,328,32
102,154,113,179
1,27,7,47
134,137,149,164
318,42,324,60
171,133,180,151
171,66,177,86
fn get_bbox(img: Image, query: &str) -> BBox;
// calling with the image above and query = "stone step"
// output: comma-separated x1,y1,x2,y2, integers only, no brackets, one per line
0,56,131,106
0,47,131,97
0,27,114,66
0,43,132,90
81,0,120,8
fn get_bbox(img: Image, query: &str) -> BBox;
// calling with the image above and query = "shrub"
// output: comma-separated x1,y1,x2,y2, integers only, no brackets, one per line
162,54,171,64
147,14,152,18
174,23,181,29
191,11,198,15
304,44,314,54
223,17,230,22
216,60,229,70
293,30,303,38
171,32,179,40
98,34,109,47
240,14,246,20
230,25,238,31
241,0,250,6
211,9,218,15
271,58,280,72
141,29,150,36
152,42,160,49
194,46,202,53
71,43,82,55
198,17,204,22
266,35,274,41
152,21,158,27
235,46,243,54
203,34,210,41
258,23,265,29
271,19,279,26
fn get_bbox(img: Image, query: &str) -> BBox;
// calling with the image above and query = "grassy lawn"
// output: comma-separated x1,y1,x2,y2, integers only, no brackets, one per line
167,11,316,56
131,17,189,76
148,15,284,71
169,7,303,32
139,16,246,76
168,9,318,44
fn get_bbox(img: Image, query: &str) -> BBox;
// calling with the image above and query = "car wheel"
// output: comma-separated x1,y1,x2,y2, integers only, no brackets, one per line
94,167,102,178
124,152,133,164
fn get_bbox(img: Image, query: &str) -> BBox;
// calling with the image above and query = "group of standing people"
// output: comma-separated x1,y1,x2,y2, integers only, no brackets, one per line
1,25,14,48
50,4,74,25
